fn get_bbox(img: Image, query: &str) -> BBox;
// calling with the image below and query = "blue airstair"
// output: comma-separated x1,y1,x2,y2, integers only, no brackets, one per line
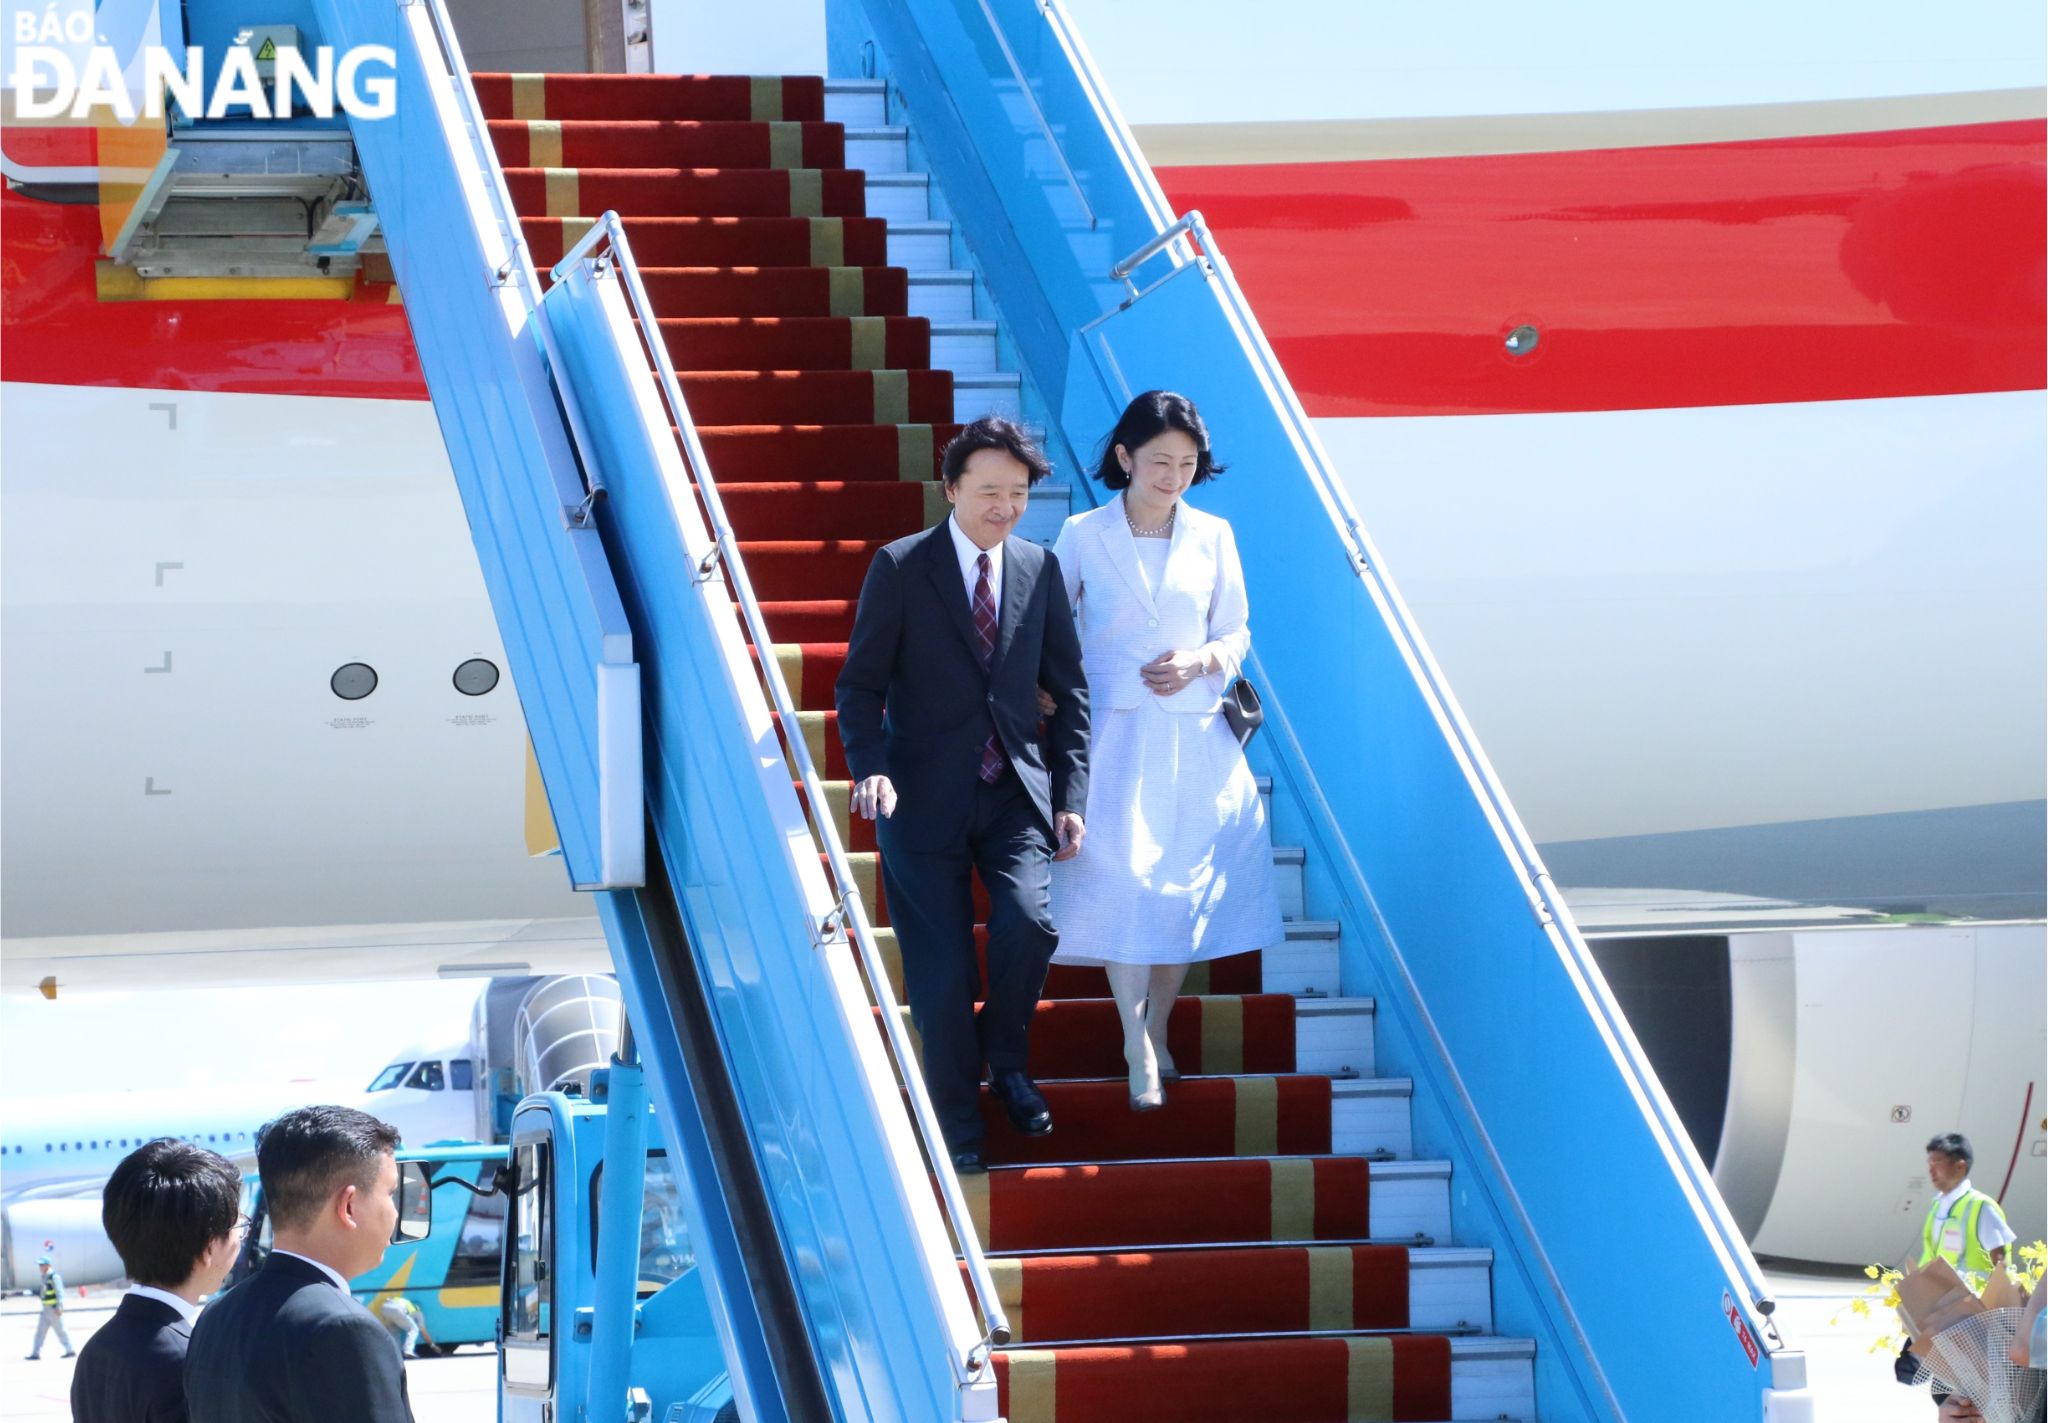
306,0,1817,1417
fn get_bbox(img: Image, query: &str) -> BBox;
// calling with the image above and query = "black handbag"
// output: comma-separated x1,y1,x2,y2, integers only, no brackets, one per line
1222,677,1263,747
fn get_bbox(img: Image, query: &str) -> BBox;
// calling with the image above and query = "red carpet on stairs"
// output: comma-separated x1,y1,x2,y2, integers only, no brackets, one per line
996,1336,1454,1423
976,1243,1415,1340
522,215,892,268
627,267,910,318
958,1157,1374,1251
477,68,1455,1421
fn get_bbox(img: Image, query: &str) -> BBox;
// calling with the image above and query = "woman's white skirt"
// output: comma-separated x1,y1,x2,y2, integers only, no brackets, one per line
1049,698,1285,966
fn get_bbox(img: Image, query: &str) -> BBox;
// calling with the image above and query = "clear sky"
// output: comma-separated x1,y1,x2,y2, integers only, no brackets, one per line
1058,0,2045,124
0,979,484,1103
653,0,2044,123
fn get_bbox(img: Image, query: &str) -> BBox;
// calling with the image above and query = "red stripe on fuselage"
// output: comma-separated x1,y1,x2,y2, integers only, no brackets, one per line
5,120,2040,415
1156,119,2046,416
1,185,428,400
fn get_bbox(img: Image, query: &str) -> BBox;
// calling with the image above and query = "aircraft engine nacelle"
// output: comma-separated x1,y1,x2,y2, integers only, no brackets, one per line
1,1198,124,1290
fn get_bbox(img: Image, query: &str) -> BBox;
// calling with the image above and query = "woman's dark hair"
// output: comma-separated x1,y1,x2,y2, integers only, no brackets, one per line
101,1139,243,1287
256,1104,402,1233
940,415,1052,487
1095,390,1226,490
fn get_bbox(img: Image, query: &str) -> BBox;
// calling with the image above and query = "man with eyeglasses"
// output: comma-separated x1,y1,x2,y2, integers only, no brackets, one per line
71,1138,246,1423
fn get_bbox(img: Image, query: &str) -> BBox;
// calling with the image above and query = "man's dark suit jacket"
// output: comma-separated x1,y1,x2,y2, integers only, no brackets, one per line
836,523,1089,850
184,1253,412,1423
71,1293,193,1423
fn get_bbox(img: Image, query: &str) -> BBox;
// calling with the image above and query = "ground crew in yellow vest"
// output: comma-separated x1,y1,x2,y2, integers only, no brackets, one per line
27,1255,76,1360
1920,1132,2015,1273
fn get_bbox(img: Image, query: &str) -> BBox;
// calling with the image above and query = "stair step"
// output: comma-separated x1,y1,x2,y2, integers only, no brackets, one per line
1370,1161,1455,1243
502,165,868,220
1449,1335,1539,1422
827,846,1320,937
844,124,910,174
700,424,959,482
677,368,952,426
525,214,892,269
619,265,910,319
475,72,827,123
976,1075,1335,1166
961,1156,1379,1253
1294,997,1375,1077
824,78,888,127
952,370,1024,423
907,271,976,320
650,314,930,372
486,117,847,170
887,219,954,272
849,921,1322,1006
895,994,1328,1080
992,1334,1459,1423
863,171,932,223
930,319,999,374
972,1243,1491,1343
1333,1078,1414,1159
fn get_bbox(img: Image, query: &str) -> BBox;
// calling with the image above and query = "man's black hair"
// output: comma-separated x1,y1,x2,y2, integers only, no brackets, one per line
1094,389,1226,491
1926,1132,1973,1169
256,1105,402,1233
101,1139,242,1288
939,415,1052,487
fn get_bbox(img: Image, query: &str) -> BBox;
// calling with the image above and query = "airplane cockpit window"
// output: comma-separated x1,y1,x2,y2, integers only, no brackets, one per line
406,1061,446,1092
450,1060,475,1092
367,1062,414,1093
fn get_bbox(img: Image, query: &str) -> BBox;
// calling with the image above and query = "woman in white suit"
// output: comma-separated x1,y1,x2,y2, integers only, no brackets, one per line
1048,391,1285,1109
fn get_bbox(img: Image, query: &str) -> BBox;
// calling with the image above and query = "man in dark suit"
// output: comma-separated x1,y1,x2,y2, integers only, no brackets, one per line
185,1106,413,1423
71,1138,244,1423
837,416,1090,1173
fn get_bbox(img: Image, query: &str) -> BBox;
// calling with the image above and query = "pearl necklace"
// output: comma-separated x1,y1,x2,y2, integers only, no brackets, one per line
1124,496,1176,537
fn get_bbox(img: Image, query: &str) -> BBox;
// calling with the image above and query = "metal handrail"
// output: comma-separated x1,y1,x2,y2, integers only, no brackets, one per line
553,211,1014,1375
1122,211,1196,286
405,0,608,515
1102,209,1780,1327
976,0,1095,228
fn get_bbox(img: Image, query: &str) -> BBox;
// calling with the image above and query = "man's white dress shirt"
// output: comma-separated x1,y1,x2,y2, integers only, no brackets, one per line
947,515,1003,614
127,1284,203,1327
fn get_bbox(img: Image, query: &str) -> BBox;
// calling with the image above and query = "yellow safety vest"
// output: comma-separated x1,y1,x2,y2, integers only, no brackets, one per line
40,1274,60,1309
1920,1188,2006,1272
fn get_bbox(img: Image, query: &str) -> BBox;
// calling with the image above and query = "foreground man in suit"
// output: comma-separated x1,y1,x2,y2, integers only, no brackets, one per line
72,1139,244,1423
186,1106,412,1423
837,416,1090,1173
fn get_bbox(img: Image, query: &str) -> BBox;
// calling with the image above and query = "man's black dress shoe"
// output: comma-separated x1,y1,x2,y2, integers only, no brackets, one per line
950,1148,987,1175
989,1069,1053,1136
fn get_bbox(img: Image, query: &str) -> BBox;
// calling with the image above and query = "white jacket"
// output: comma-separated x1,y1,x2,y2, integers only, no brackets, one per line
1051,499,1249,714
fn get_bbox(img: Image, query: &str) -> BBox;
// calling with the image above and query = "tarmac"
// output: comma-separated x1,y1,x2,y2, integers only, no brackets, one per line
0,1265,1958,1420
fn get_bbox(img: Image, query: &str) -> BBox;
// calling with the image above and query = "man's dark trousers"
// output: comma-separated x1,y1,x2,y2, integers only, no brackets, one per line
835,523,1089,1153
880,764,1056,1147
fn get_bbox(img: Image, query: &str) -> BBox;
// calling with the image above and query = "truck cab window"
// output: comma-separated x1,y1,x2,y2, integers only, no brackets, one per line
502,1141,553,1390
447,1171,509,1289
